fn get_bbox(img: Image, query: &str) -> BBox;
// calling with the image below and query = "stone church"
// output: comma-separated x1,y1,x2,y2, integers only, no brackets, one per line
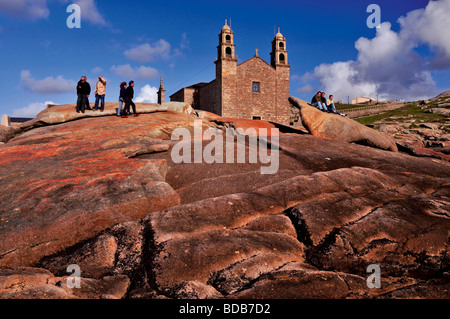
168,21,292,125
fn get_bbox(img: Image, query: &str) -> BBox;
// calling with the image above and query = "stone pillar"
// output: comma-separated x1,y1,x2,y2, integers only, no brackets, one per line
1,114,10,127
157,75,166,105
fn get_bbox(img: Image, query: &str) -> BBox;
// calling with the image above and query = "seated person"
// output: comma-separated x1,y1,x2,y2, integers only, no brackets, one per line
326,95,347,116
311,91,327,111
321,92,328,110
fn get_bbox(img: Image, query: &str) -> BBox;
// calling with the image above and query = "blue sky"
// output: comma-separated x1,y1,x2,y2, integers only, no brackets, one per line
0,0,449,117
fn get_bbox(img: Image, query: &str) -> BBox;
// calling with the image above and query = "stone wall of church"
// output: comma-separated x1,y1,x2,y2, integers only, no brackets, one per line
170,88,195,107
197,80,220,115
220,57,290,124
218,60,238,119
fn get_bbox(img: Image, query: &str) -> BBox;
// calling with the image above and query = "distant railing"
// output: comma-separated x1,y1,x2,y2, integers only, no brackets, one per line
340,103,405,118
341,104,389,113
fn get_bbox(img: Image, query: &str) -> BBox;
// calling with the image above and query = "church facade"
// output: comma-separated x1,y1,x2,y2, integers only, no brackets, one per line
169,21,292,125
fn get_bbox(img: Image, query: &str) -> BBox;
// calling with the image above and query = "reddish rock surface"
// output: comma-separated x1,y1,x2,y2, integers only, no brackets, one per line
20,102,169,131
0,104,449,299
0,108,216,268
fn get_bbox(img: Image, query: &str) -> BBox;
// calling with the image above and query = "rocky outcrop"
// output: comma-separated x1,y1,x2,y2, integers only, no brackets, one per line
0,267,130,299
21,102,168,131
28,150,450,299
0,110,217,268
372,93,450,161
162,102,195,115
289,96,398,152
0,125,20,143
424,108,450,117
0,103,449,299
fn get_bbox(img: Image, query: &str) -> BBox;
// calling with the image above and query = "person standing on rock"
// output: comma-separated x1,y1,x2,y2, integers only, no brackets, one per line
76,76,91,113
121,81,139,118
117,82,127,117
326,95,346,117
311,91,327,111
93,75,107,112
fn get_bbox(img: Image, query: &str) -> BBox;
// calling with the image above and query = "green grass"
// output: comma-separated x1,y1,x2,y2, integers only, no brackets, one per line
355,103,446,126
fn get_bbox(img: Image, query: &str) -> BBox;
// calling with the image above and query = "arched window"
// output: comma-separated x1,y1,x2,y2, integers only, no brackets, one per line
225,47,232,57
279,53,285,63
225,35,231,43
279,42,284,48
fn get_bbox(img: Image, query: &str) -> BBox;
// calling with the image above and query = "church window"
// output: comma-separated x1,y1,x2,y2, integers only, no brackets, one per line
279,42,284,48
225,35,231,43
279,53,285,63
225,47,232,57
252,81,260,93
252,116,262,120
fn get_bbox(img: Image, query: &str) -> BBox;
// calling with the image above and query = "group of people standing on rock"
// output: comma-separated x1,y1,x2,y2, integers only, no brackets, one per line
76,75,139,118
311,91,346,117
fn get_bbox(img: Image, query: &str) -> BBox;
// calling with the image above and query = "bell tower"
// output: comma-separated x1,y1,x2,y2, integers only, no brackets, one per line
215,19,238,117
217,19,237,61
270,28,290,119
271,28,289,67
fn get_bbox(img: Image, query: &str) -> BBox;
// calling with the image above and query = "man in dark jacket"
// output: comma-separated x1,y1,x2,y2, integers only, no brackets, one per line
321,92,328,110
76,76,91,113
121,81,139,117
311,91,326,111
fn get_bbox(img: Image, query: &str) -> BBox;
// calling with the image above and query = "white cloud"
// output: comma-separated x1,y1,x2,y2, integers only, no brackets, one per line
91,66,103,74
73,0,108,26
173,33,190,57
304,0,450,102
0,0,49,21
124,39,172,63
21,70,76,94
296,84,315,94
12,101,57,118
135,85,158,103
398,0,450,68
110,64,158,79
179,33,189,50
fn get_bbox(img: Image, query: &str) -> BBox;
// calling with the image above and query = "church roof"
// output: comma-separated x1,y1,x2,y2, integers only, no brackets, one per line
169,82,211,98
237,55,276,71
185,82,210,89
